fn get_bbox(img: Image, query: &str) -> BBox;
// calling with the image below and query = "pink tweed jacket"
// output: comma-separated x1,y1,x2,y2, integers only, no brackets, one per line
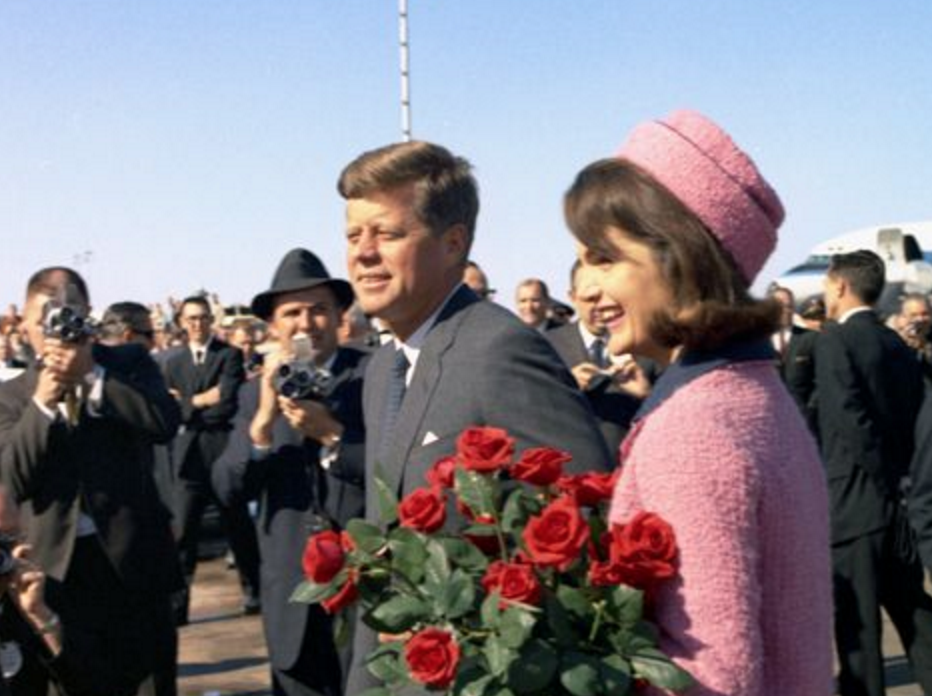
610,358,833,696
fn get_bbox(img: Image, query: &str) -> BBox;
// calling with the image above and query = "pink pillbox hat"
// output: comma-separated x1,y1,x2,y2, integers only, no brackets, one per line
618,109,784,284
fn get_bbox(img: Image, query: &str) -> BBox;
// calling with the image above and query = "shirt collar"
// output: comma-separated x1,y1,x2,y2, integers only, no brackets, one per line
393,283,464,380
576,321,606,351
635,338,776,423
838,305,873,324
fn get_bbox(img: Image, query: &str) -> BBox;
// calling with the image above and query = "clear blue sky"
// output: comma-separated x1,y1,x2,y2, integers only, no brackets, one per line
2,1,931,312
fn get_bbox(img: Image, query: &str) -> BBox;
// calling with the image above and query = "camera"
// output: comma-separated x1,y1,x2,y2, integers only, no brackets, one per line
0,532,17,577
273,360,332,400
42,301,95,343
906,321,926,340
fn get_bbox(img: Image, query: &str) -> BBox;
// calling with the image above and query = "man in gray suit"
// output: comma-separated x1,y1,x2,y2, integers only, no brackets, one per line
339,140,612,693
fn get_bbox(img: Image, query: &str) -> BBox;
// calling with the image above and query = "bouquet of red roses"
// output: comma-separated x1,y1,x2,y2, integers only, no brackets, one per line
293,426,692,696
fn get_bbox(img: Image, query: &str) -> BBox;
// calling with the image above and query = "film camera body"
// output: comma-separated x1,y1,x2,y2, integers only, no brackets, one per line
271,335,332,400
42,300,95,343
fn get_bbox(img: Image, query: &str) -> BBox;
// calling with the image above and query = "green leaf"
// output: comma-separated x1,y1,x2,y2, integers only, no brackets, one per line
486,689,516,696
608,584,644,626
289,573,343,604
631,647,695,691
556,585,594,622
373,470,399,525
599,654,632,694
347,519,387,555
560,652,601,696
437,569,477,619
481,590,502,629
500,488,530,534
506,639,558,694
454,468,499,519
366,644,408,684
424,538,452,589
440,537,490,572
462,523,498,536
544,591,580,647
498,606,537,649
459,673,495,696
333,611,351,648
364,594,431,634
389,527,428,583
483,635,518,678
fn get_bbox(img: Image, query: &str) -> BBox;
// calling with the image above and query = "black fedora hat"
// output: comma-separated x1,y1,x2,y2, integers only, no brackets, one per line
251,248,354,320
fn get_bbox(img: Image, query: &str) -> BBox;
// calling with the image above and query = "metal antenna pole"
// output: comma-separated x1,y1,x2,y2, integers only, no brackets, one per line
399,0,412,141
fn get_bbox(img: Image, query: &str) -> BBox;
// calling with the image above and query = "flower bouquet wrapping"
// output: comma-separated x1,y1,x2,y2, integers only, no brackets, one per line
293,427,693,695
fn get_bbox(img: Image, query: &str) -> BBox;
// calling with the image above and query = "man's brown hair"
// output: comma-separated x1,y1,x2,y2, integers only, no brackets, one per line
337,141,479,251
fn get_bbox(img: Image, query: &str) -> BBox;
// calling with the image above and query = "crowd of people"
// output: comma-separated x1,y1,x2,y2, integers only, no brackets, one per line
0,109,931,696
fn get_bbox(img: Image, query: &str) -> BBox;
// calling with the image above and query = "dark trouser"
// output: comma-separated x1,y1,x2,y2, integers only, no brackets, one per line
832,526,932,696
46,536,178,696
174,476,261,616
271,608,343,696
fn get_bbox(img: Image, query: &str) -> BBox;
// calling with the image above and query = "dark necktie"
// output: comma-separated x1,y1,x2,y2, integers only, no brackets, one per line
590,337,607,369
378,348,410,462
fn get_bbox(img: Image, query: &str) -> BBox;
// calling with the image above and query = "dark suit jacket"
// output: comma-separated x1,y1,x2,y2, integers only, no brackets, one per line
348,286,612,695
815,310,923,545
783,326,820,433
163,339,244,481
546,321,646,455
0,343,183,595
212,346,367,670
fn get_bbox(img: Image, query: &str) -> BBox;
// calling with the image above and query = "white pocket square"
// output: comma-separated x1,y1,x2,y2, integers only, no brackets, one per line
421,431,439,446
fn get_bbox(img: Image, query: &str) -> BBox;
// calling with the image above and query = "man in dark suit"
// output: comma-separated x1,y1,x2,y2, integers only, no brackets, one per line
0,266,183,696
163,295,260,624
815,250,932,696
339,140,613,694
213,249,365,696
548,259,652,454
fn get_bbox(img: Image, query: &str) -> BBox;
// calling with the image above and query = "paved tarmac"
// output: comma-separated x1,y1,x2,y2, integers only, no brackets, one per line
177,556,927,696
178,557,270,696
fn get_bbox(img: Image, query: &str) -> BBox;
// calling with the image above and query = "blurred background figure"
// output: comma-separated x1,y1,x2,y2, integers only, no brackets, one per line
337,300,372,347
768,284,795,366
783,296,826,432
98,302,158,351
895,293,932,383
463,260,495,300
514,277,559,331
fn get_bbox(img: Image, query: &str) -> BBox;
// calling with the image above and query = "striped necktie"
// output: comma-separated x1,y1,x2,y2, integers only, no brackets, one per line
377,348,410,462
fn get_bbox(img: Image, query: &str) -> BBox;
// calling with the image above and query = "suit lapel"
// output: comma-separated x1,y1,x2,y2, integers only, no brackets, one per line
383,287,479,496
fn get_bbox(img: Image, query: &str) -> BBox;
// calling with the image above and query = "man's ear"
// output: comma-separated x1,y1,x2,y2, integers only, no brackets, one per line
442,223,469,260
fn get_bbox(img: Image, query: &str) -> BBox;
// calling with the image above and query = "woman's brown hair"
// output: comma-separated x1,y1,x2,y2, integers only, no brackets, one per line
564,158,780,352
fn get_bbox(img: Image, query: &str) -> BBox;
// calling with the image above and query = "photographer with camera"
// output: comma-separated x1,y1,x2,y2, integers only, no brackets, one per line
895,293,932,384
0,267,183,696
213,249,367,696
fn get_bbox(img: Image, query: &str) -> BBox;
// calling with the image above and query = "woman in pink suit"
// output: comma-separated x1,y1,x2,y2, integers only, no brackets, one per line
564,110,833,696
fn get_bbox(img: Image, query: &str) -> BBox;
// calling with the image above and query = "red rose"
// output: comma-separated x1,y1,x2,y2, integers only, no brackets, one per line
481,560,542,608
558,470,618,507
322,569,359,614
456,427,515,473
522,496,590,570
398,487,447,533
340,530,356,553
425,455,458,489
404,627,461,690
588,559,628,587
301,530,345,584
606,512,678,588
510,447,571,486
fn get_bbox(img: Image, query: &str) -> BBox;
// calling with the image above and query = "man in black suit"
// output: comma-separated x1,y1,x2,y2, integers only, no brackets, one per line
339,141,612,694
548,259,652,455
815,250,932,696
163,295,260,624
0,266,183,696
213,249,366,696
